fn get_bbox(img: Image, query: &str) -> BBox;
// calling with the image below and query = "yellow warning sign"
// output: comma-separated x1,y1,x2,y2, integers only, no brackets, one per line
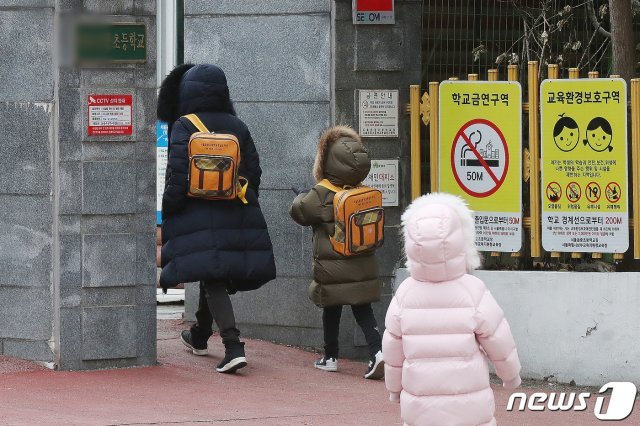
541,78,628,253
439,81,522,252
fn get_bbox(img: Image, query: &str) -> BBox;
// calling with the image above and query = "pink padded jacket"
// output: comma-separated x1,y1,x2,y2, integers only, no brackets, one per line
383,193,521,426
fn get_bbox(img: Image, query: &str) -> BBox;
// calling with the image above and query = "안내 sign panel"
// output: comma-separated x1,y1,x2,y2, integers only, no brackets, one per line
362,159,399,206
87,94,133,136
359,90,399,138
439,81,523,252
353,0,395,24
156,121,169,225
540,78,628,253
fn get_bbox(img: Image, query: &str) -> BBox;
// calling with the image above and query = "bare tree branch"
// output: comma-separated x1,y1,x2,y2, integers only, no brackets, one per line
586,0,612,38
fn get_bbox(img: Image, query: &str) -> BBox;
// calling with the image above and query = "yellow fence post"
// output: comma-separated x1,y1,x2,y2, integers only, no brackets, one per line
528,61,542,258
569,67,580,79
507,65,521,257
508,64,519,82
410,85,422,201
429,82,439,192
633,78,640,259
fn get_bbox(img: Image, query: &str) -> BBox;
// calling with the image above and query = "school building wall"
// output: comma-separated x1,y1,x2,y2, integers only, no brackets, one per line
183,0,422,358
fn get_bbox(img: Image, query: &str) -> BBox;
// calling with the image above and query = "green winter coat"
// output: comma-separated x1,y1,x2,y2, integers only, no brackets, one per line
290,126,380,308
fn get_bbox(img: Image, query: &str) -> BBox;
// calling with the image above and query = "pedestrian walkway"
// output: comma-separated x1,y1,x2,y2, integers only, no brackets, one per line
0,320,637,425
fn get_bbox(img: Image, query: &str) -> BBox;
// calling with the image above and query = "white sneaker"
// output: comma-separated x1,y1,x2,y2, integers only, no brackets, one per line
314,356,338,372
364,351,384,380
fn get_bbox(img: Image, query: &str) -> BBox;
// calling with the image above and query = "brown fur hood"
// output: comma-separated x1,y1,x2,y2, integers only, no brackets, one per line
313,126,365,183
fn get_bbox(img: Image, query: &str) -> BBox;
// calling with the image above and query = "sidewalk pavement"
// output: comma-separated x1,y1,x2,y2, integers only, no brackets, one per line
0,320,637,425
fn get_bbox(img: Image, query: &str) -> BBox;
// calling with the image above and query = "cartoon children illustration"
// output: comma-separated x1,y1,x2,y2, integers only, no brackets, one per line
553,114,580,152
584,117,613,152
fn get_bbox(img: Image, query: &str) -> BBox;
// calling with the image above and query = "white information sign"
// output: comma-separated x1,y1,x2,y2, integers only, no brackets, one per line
359,90,399,137
362,159,399,206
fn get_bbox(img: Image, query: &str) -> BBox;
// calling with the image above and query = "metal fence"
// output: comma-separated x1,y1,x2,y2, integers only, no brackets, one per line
422,0,639,87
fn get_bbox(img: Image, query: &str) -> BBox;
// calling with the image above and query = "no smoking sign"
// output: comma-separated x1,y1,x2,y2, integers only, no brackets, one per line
451,119,508,197
439,81,522,252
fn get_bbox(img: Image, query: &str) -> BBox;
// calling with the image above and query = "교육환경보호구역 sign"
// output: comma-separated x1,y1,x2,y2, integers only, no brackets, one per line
540,78,628,253
439,81,522,252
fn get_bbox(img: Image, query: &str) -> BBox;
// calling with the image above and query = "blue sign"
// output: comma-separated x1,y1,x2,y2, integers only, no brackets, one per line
156,121,169,224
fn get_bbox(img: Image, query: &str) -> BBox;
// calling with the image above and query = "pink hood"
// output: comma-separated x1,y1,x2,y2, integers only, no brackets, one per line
402,193,481,282
384,193,521,426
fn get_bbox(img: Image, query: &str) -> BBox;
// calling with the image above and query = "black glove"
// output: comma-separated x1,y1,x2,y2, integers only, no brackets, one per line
291,186,308,196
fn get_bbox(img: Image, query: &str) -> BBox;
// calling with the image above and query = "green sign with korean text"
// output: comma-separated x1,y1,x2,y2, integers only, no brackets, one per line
76,23,146,63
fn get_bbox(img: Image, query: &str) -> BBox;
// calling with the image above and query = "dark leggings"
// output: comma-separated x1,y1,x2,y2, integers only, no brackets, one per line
190,281,240,345
323,303,382,359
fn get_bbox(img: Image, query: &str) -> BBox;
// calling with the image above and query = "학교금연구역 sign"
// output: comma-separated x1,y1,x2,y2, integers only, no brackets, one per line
439,81,522,252
76,23,146,63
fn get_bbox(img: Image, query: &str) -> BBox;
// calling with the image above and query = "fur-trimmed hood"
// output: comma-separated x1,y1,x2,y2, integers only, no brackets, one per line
402,193,481,282
157,63,236,129
313,126,370,186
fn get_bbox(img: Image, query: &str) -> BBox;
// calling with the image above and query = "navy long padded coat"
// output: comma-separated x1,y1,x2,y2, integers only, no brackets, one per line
157,64,276,291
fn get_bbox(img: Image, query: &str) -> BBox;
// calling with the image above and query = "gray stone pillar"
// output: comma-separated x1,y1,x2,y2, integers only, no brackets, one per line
56,1,157,370
0,1,157,370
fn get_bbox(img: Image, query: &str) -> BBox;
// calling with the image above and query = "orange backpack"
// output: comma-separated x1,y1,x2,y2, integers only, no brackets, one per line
318,179,385,256
183,114,248,204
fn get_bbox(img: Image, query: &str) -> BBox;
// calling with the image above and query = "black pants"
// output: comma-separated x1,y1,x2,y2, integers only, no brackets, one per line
191,281,240,345
323,303,382,359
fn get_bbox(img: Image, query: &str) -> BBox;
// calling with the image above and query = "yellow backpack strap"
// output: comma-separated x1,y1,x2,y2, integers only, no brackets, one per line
183,114,210,133
237,177,249,205
317,179,344,193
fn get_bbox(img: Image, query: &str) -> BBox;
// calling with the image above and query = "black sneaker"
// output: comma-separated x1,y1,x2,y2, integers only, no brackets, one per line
364,350,384,380
180,330,208,356
314,356,338,372
216,341,247,374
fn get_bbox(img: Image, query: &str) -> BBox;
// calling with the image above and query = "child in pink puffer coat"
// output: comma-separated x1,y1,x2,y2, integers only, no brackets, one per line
383,193,522,426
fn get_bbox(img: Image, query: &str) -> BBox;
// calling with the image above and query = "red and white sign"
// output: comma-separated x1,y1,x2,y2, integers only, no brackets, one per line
353,0,394,24
451,119,509,197
87,94,133,136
